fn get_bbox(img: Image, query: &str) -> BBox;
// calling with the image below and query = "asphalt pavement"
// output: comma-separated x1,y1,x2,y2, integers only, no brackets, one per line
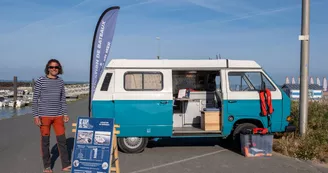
0,99,327,173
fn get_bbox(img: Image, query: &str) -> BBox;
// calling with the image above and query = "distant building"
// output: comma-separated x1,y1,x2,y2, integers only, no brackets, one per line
322,91,328,100
281,84,323,100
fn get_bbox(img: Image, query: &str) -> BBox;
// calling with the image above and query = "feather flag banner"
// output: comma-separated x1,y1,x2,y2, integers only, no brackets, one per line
89,6,120,116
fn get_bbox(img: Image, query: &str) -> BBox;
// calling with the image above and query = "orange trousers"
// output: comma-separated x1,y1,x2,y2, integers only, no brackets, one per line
40,116,66,136
39,116,70,169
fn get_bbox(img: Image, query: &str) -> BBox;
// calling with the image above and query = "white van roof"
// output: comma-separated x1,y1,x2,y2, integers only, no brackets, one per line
106,59,261,70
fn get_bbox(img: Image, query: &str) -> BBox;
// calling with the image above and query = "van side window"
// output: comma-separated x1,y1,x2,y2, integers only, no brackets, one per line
144,73,162,90
125,73,143,90
100,73,113,91
124,72,163,91
228,72,276,91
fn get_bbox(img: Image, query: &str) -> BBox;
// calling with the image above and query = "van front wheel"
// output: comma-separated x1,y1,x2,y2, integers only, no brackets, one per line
232,123,257,149
117,137,148,153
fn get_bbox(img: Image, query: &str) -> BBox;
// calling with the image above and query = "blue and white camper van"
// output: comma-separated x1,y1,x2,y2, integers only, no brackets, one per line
91,59,295,153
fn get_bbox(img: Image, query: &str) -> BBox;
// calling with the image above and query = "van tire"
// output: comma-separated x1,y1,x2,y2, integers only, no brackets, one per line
232,123,257,149
117,137,148,153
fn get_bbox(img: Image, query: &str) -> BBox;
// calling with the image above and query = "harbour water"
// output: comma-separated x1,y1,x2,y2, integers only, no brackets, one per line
0,97,81,120
0,82,89,120
0,106,32,120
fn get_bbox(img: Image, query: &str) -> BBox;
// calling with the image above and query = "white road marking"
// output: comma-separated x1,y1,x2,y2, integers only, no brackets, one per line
128,149,228,173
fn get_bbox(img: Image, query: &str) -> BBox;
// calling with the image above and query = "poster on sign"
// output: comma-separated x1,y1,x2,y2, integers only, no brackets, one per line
71,117,114,173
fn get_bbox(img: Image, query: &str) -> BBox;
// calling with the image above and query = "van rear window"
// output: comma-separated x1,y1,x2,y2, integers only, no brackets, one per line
124,72,163,91
100,73,113,91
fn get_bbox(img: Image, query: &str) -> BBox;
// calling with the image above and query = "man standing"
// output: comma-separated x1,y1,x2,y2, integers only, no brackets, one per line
32,59,71,172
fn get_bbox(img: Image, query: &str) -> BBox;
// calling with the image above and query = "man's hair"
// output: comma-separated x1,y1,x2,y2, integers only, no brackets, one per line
44,59,63,75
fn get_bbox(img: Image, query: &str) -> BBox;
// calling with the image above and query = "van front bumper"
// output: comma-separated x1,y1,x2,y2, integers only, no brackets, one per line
285,124,296,132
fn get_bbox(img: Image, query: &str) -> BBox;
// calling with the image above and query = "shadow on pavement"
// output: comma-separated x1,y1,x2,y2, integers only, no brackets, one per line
50,137,75,169
146,137,243,156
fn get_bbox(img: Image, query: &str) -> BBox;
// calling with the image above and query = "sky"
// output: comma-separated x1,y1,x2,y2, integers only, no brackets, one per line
0,0,327,84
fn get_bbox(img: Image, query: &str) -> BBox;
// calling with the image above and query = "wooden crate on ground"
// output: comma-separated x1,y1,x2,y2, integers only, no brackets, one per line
201,111,221,131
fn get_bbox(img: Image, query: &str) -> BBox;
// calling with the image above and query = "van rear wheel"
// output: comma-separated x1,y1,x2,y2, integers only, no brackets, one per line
117,137,148,153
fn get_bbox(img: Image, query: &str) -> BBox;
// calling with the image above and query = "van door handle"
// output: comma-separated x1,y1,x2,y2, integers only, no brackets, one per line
160,101,168,104
228,100,237,103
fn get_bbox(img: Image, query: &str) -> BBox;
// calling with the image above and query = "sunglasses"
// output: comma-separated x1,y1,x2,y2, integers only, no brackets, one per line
48,66,60,69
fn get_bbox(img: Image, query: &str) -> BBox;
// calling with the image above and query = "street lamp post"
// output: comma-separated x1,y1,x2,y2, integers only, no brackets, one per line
299,0,310,136
156,37,160,59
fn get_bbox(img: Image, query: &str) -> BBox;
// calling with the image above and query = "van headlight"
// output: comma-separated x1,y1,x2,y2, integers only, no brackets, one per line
286,116,292,122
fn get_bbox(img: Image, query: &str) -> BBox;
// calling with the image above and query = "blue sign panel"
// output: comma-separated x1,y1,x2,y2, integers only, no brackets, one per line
71,117,114,173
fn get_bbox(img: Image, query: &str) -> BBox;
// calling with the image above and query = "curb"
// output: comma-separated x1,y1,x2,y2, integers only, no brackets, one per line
272,151,328,169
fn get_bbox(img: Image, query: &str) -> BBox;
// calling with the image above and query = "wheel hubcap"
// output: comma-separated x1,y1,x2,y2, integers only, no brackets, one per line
123,137,143,149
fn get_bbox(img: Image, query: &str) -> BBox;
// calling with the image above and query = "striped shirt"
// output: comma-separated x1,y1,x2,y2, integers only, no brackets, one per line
32,76,68,117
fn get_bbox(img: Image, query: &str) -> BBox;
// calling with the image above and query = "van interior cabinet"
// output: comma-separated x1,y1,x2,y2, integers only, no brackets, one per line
201,111,221,131
173,113,183,127
183,91,216,127
183,101,201,126
173,99,202,128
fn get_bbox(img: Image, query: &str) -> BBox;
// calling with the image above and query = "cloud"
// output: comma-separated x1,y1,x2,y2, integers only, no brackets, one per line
54,15,97,28
185,0,261,16
52,0,162,29
161,3,303,33
1,0,91,35
206,5,302,25
0,0,327,81
122,0,162,9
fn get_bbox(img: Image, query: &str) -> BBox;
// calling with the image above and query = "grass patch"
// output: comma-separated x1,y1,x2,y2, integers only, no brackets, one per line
273,101,328,163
